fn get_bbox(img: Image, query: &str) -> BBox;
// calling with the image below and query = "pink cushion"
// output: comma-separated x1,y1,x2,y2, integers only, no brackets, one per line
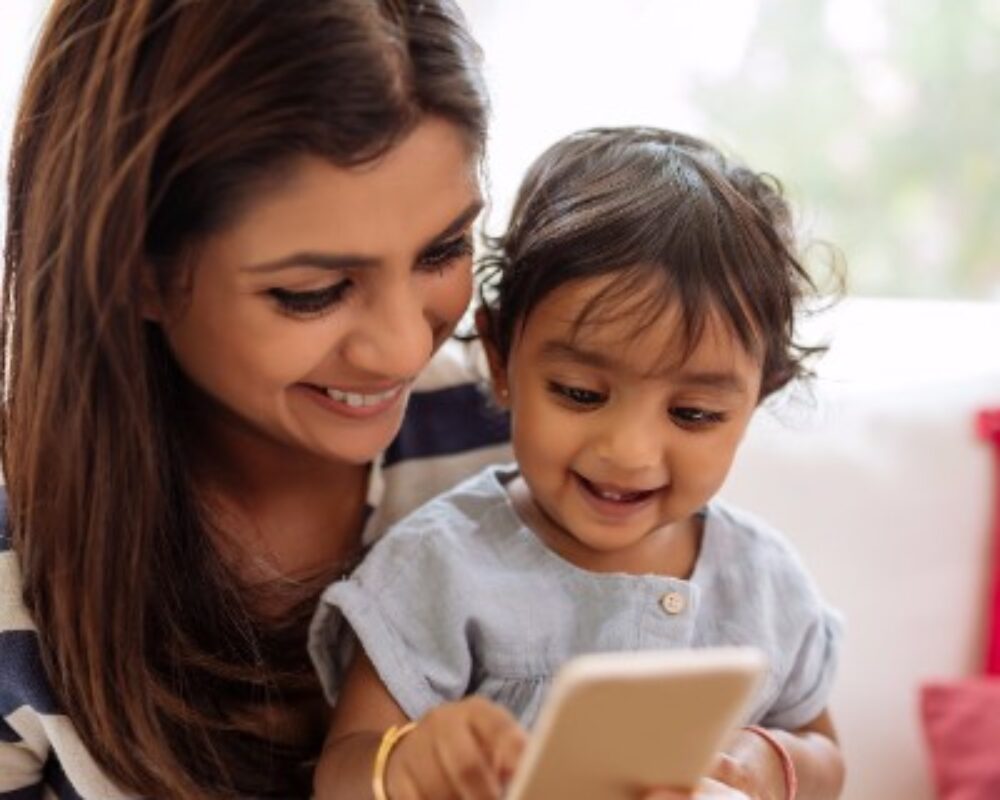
922,679,1000,800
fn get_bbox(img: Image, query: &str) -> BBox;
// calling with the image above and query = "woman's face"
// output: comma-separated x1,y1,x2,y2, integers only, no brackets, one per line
156,117,481,465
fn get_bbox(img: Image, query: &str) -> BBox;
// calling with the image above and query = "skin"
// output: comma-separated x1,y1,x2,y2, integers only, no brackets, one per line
492,277,762,579
316,275,845,799
150,117,482,589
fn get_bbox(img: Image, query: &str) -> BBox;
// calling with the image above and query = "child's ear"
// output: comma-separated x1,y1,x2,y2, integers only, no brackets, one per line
475,306,510,408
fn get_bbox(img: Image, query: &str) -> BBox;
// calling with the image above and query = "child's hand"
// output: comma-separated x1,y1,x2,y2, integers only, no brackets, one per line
385,696,527,800
641,778,754,798
641,727,790,800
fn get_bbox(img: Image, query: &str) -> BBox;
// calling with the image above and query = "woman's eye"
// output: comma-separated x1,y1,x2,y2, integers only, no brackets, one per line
418,234,473,272
548,381,606,407
268,281,351,316
670,407,726,427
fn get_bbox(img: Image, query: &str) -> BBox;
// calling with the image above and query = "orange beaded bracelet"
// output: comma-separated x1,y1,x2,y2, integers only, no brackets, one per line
743,725,798,800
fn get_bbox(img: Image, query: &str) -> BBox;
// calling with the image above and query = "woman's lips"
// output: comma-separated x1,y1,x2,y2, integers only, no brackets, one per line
325,384,402,408
301,381,409,419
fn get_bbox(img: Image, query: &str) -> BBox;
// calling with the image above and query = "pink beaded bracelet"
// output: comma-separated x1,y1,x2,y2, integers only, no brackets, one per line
743,725,798,800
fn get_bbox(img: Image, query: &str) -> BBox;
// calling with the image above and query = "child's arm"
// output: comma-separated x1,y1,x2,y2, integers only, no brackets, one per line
716,709,843,799
314,649,527,800
643,708,844,800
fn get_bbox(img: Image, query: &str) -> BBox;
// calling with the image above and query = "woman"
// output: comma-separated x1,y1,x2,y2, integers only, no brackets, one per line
0,1,506,797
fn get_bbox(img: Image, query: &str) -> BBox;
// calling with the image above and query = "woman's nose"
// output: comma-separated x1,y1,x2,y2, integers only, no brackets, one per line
344,285,434,379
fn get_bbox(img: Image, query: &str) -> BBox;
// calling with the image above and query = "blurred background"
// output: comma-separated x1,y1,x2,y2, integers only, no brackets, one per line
462,0,1000,300
3,0,1000,300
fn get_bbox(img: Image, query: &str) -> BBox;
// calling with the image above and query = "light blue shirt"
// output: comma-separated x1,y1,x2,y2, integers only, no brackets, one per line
310,464,842,730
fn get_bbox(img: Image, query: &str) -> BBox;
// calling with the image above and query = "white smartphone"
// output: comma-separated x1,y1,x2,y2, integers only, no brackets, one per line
504,647,767,800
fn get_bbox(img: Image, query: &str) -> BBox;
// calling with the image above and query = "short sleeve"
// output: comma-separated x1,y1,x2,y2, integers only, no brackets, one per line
308,518,475,721
760,603,843,730
698,502,844,731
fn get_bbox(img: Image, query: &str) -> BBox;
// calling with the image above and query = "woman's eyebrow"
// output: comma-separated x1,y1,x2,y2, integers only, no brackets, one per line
417,198,484,253
242,198,484,274
243,251,380,273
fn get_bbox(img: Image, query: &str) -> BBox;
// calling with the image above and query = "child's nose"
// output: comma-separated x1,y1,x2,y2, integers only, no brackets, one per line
593,410,665,473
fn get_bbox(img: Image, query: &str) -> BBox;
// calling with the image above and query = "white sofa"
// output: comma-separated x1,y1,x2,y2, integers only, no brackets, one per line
719,297,1000,800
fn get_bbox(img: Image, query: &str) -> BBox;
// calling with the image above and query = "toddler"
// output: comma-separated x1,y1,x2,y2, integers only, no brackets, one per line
311,127,844,800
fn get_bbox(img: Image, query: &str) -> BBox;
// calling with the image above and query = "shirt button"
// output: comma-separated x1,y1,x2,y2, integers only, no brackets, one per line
660,591,686,615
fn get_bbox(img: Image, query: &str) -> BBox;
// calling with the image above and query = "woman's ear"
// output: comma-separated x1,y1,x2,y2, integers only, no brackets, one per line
475,306,510,408
140,264,166,323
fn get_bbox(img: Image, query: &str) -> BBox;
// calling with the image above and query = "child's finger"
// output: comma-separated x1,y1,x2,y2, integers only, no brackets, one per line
640,790,691,800
492,723,528,779
434,723,503,799
465,696,524,747
705,753,754,794
386,768,422,800
389,724,466,800
464,697,527,786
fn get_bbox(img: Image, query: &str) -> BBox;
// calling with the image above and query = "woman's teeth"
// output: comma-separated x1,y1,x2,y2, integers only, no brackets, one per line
325,386,399,407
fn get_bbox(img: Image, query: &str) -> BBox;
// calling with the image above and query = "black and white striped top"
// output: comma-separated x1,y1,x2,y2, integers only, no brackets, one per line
0,339,511,799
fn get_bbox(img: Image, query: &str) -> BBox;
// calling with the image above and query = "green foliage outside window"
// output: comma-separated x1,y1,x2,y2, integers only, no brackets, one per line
693,0,1000,298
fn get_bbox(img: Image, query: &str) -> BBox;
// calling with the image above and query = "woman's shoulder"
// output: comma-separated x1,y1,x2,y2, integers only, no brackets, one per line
0,493,132,798
1,494,41,641
0,506,58,793
369,339,512,535
385,337,509,467
410,336,490,393
0,562,38,642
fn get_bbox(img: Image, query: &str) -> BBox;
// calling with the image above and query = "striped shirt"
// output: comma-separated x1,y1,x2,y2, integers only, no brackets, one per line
0,339,511,799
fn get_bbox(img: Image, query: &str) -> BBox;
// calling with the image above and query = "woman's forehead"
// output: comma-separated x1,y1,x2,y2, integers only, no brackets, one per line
206,118,481,267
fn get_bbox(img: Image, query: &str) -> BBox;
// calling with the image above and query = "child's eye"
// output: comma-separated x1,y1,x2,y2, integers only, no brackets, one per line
268,281,352,317
418,234,473,273
670,407,727,428
548,381,606,407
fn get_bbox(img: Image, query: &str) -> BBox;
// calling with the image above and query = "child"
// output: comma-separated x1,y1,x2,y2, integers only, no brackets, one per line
310,127,845,799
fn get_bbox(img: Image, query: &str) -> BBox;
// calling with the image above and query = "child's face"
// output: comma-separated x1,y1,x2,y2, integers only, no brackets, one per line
495,275,763,565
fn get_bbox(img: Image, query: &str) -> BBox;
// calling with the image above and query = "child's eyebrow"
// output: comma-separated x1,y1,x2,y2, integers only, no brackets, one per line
540,339,749,394
673,370,749,394
539,340,613,370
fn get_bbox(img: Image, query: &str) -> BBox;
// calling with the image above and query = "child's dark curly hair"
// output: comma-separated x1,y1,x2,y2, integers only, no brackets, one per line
477,127,839,400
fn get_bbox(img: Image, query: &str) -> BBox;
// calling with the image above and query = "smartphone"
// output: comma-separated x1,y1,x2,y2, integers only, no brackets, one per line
504,647,767,800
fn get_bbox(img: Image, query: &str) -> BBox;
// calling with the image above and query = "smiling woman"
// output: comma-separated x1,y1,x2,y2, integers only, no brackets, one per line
154,121,481,468
0,2,510,799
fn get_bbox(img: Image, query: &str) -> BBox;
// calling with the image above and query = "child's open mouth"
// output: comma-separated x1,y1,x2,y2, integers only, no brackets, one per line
575,473,659,505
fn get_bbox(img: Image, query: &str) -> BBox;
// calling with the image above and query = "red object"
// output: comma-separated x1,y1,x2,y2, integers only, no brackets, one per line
920,408,1000,800
977,409,1000,676
922,681,1000,799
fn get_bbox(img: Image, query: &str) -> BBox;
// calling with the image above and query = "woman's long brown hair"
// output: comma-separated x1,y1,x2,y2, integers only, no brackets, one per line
0,1,486,796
